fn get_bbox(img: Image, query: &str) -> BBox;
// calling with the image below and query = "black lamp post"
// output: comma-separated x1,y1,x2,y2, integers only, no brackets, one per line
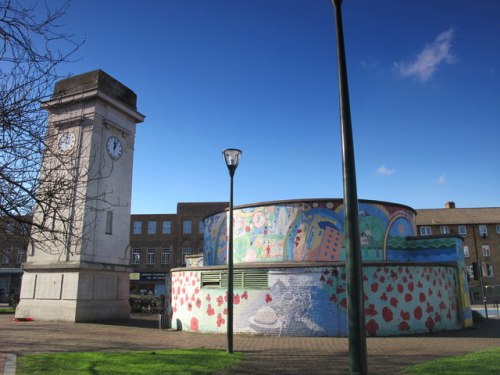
330,1,368,374
222,148,242,354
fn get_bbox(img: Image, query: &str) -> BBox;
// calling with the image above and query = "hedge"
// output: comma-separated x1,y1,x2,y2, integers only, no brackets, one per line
129,295,165,314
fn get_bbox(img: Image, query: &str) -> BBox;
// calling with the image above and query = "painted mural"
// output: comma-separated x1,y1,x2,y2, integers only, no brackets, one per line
167,264,461,337
388,237,461,262
203,200,417,266
166,199,472,337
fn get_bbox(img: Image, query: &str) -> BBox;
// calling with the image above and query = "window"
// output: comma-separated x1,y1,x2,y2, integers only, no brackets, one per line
147,221,156,234
105,211,113,235
463,245,470,258
162,220,171,234
16,250,25,264
2,253,9,264
199,220,204,234
161,249,170,264
496,224,500,234
466,265,474,280
486,264,494,278
440,226,449,235
183,220,192,234
132,249,141,264
146,249,156,264
5,222,14,234
458,225,467,236
133,221,142,234
20,222,29,235
482,245,490,257
181,248,192,265
479,225,488,237
420,226,432,236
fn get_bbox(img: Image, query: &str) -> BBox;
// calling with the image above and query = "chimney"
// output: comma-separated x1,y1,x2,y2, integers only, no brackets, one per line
445,201,456,209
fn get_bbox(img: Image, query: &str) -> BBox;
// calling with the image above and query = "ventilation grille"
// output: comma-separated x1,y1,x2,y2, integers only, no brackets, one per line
201,270,268,289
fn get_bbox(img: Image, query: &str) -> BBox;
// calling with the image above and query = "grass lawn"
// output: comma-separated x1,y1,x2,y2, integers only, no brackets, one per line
16,349,243,375
0,307,15,314
398,348,500,374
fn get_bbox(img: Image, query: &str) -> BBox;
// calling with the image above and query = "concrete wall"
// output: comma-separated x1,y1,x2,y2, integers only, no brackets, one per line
168,263,462,336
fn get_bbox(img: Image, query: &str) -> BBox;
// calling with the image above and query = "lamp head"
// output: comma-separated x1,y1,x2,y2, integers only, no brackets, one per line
223,148,242,176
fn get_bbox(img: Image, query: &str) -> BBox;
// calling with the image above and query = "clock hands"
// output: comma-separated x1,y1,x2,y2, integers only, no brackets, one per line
107,136,122,159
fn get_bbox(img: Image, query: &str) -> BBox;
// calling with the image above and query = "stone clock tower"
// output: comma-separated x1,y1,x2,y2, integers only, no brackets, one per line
15,70,144,322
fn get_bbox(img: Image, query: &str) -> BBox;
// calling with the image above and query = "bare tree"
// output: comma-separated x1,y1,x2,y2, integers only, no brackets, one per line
0,0,84,256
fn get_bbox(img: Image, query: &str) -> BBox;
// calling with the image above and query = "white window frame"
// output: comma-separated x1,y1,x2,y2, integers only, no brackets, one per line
479,225,488,237
481,263,488,278
133,221,142,235
466,265,474,280
458,225,467,236
183,220,192,234
146,249,156,264
162,220,172,234
482,245,490,257
147,221,156,235
463,245,470,258
132,249,141,264
161,248,170,264
440,226,449,235
420,226,432,236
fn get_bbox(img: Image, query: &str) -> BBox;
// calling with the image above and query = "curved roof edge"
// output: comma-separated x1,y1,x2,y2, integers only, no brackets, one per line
207,198,416,217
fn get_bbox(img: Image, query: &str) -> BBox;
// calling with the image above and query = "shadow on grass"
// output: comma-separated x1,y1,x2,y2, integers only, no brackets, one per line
17,349,243,375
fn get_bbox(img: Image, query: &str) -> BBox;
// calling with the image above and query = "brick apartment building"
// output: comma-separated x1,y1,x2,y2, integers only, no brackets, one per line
4,200,500,302
416,201,500,303
0,218,28,303
129,202,227,295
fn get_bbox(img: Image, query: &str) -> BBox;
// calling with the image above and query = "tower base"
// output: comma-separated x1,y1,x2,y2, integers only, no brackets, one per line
15,262,131,322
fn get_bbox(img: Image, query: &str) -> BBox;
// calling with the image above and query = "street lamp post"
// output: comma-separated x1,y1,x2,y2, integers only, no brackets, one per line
222,148,242,354
330,1,368,374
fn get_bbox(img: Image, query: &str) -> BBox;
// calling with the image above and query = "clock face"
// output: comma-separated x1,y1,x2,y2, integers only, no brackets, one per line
58,131,75,152
106,136,123,160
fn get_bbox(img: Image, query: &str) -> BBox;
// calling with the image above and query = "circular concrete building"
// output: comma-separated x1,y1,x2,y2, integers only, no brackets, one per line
166,199,472,336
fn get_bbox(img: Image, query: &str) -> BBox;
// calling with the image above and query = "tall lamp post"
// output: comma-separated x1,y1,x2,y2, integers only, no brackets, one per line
222,148,242,354
330,1,368,374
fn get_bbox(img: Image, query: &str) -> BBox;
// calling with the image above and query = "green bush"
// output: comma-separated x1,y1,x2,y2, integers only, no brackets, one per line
129,295,164,314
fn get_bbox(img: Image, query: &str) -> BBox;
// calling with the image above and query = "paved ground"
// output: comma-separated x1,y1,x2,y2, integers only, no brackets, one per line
1,311,500,374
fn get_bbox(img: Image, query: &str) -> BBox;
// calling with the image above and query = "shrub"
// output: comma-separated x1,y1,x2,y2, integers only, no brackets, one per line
129,295,164,314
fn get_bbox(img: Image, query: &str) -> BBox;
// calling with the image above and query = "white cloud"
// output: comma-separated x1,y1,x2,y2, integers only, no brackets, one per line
433,175,447,185
394,28,456,82
377,165,395,176
360,57,380,69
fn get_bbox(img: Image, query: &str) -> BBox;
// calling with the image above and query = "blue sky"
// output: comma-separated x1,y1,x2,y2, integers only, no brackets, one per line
52,0,499,213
